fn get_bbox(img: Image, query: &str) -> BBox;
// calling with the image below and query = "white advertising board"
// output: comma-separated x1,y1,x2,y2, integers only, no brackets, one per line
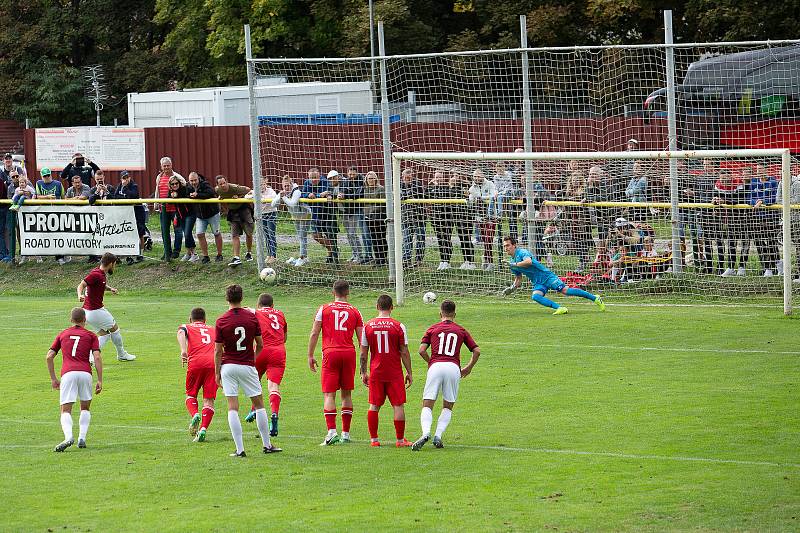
35,127,146,171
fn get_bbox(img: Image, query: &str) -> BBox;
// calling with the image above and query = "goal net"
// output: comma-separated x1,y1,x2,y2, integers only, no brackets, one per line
391,150,796,314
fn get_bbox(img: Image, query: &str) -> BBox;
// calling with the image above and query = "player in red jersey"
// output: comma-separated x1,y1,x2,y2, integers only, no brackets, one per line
244,293,288,436
411,299,480,451
359,294,413,448
46,308,103,452
76,252,136,362
308,280,364,445
215,284,282,457
177,307,217,443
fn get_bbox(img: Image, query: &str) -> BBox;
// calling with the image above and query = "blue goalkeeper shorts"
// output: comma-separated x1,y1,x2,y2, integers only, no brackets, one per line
532,276,566,296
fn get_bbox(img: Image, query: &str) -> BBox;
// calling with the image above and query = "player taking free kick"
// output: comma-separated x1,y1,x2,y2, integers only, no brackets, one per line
215,284,281,457
501,236,606,315
360,294,414,448
77,252,136,361
244,293,288,437
177,307,217,443
412,300,480,451
47,308,102,452
308,280,364,446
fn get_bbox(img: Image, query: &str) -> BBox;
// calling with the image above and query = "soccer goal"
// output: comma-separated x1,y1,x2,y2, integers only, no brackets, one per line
391,149,797,314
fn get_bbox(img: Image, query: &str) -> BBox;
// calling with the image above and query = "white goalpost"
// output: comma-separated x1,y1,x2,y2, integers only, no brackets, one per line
392,149,795,315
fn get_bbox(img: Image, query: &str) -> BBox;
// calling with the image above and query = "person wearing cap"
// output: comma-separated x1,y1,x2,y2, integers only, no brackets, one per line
111,171,145,264
60,153,100,187
301,167,338,263
34,168,70,265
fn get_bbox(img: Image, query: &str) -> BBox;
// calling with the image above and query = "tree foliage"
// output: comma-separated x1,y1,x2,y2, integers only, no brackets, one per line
1,0,799,126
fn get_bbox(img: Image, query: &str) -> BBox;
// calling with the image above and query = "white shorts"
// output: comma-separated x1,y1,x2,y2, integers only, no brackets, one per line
221,364,262,398
60,371,93,405
422,362,461,403
85,307,115,332
196,213,221,235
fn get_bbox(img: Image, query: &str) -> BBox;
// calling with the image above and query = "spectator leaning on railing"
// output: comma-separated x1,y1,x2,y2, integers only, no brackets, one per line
273,174,311,267
215,174,253,267
188,172,223,264
4,166,23,262
65,176,91,199
258,177,279,265
362,171,387,266
154,156,186,261
35,168,69,265
338,167,366,264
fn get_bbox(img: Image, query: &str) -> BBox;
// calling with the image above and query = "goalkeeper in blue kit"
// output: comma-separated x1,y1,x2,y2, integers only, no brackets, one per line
501,236,606,315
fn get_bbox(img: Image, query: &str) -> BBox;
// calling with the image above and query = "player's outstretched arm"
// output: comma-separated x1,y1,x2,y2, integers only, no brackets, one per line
77,280,87,302
400,344,413,388
418,343,431,364
46,349,60,389
307,321,322,372
93,351,103,393
461,346,480,378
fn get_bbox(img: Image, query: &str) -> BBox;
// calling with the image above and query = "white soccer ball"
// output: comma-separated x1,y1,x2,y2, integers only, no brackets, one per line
259,267,277,284
423,291,437,304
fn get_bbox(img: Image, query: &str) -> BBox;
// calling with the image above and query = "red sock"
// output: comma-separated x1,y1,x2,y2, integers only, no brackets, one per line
185,397,199,417
341,407,353,433
324,409,337,430
394,419,405,441
269,392,281,415
201,407,214,430
367,410,379,439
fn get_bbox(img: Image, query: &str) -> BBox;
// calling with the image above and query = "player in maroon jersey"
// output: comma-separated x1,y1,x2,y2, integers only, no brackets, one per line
177,307,217,442
308,280,364,445
244,293,288,436
76,252,136,361
411,299,480,451
359,294,413,447
46,308,103,452
214,284,281,457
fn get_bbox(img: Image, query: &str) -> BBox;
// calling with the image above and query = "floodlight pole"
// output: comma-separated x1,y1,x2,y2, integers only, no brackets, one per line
245,24,266,272
664,10,682,274
520,15,536,255
378,22,397,284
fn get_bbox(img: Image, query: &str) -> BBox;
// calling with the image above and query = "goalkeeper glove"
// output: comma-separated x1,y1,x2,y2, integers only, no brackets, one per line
501,285,518,296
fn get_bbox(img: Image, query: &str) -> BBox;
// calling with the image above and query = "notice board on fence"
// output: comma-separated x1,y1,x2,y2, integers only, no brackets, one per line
34,127,146,171
17,205,140,256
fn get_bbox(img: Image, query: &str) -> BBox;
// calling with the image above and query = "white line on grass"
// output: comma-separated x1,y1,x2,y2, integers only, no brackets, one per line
3,418,797,468
485,342,800,355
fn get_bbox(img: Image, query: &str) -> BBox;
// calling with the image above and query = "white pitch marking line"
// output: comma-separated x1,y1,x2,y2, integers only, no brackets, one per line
485,342,800,355
3,418,797,468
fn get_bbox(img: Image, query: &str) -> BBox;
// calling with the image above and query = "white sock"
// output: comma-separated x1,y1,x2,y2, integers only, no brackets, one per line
254,408,271,448
434,408,452,439
227,410,244,453
98,334,111,350
110,330,126,356
420,406,433,437
78,410,91,441
342,431,350,440
327,428,337,437
60,412,73,441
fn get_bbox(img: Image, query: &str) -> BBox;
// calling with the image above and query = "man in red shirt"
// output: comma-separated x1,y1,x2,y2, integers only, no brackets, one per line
245,293,287,436
308,280,364,445
177,307,217,443
215,284,281,457
360,294,413,447
411,299,480,451
46,308,103,452
77,253,136,362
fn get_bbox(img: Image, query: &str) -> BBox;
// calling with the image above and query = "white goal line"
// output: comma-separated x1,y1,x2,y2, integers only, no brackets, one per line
3,418,797,469
392,148,791,162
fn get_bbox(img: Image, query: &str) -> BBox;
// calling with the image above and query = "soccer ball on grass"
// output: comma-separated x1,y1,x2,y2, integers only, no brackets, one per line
260,267,277,284
423,291,437,304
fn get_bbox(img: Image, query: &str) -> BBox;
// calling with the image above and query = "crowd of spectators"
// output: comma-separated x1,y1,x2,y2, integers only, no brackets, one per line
1,146,799,283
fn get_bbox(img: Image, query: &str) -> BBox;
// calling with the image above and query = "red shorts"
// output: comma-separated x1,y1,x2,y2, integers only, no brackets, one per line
368,376,406,407
255,345,286,384
321,349,356,393
186,367,217,399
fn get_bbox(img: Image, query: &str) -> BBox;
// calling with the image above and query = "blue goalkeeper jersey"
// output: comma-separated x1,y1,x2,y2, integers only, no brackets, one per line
510,247,559,285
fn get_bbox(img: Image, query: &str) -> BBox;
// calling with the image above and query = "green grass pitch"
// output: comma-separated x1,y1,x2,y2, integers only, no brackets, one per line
2,275,799,531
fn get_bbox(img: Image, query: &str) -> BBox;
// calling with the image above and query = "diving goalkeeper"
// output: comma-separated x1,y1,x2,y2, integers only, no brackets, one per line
501,236,606,315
